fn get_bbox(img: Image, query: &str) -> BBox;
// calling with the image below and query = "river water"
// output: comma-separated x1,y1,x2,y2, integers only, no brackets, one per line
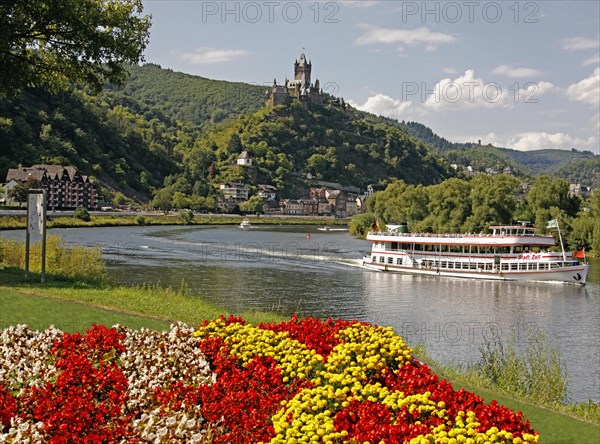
3,224,599,403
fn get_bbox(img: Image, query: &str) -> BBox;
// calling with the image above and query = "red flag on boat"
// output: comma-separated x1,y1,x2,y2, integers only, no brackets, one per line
372,219,379,232
573,248,585,259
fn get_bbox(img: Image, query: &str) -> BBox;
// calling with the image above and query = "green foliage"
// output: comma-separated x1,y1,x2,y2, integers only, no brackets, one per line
348,212,377,237
113,192,132,206
180,102,452,199
73,207,91,222
552,157,600,188
107,64,265,129
0,235,104,279
135,215,145,225
477,331,569,405
179,209,194,224
239,195,264,214
506,148,597,175
360,174,597,250
7,181,32,205
0,0,151,95
0,88,179,198
526,175,580,230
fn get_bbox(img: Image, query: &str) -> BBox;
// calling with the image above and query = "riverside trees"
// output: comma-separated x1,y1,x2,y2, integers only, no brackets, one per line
355,175,599,254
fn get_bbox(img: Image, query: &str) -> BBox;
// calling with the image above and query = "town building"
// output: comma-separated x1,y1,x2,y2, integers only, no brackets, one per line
237,151,253,166
219,182,249,201
4,164,97,209
265,53,324,107
256,184,277,201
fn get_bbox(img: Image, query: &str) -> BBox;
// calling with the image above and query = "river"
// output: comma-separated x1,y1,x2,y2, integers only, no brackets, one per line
3,224,599,403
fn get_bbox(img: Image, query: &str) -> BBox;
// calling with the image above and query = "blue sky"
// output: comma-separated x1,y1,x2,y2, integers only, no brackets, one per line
141,1,599,153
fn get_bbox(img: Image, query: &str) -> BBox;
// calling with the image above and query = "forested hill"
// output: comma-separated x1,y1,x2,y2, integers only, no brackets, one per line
106,64,265,128
0,88,183,201
163,101,453,201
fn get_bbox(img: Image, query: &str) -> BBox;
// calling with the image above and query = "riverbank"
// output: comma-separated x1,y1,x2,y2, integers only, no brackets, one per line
0,213,349,230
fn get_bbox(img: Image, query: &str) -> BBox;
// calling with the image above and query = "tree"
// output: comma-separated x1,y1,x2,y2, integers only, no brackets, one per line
239,195,264,214
7,181,33,206
0,0,151,95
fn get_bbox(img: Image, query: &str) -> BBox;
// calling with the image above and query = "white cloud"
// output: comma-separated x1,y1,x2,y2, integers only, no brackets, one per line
561,36,600,51
506,132,596,151
348,94,412,120
340,0,379,7
350,70,556,120
566,67,600,107
181,47,250,64
583,55,600,67
491,65,541,78
422,70,555,110
354,24,455,51
443,67,458,75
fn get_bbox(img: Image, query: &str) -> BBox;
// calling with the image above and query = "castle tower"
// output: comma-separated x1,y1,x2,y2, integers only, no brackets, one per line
294,53,311,87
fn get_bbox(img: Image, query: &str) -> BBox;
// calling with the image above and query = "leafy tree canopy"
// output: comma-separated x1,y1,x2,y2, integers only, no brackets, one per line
0,0,151,95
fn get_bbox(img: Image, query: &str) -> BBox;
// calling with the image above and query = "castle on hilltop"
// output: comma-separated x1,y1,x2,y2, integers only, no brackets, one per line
265,53,324,107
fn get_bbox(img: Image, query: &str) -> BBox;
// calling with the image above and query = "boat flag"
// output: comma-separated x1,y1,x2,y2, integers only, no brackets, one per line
372,219,379,231
573,248,585,259
547,218,559,229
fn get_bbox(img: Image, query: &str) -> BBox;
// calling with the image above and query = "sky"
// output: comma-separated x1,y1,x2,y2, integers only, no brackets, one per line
141,0,600,153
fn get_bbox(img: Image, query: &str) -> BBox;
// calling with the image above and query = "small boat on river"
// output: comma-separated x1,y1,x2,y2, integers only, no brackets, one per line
239,219,252,229
362,222,589,284
318,226,349,232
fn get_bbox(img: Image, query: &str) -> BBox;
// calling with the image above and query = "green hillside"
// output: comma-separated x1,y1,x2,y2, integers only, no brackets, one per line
0,88,182,201
161,100,453,204
106,64,265,128
552,157,600,188
502,148,597,174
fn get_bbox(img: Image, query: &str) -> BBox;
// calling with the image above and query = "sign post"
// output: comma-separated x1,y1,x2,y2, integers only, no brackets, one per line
25,189,47,283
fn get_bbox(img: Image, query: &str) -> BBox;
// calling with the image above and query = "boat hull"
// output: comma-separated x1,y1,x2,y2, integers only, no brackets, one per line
362,259,589,285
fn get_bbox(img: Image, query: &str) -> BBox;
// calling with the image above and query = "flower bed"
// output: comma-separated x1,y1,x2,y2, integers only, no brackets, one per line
0,317,539,443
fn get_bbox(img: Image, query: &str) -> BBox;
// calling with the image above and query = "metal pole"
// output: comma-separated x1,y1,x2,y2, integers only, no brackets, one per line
556,220,567,261
41,190,47,284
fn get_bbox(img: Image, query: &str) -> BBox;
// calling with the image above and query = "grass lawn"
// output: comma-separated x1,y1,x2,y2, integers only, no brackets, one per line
0,288,170,332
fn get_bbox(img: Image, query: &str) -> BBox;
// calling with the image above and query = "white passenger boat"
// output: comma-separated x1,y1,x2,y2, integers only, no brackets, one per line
362,222,589,284
239,219,252,229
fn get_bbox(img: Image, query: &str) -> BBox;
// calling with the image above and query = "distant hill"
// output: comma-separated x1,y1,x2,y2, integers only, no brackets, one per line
501,148,597,174
393,121,598,179
552,157,600,188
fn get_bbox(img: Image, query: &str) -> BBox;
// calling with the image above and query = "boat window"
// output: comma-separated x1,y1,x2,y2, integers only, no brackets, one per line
379,256,385,263
396,258,403,265
391,242,398,251
470,263,477,270
372,255,377,262
387,257,394,264
401,243,411,250
502,263,509,271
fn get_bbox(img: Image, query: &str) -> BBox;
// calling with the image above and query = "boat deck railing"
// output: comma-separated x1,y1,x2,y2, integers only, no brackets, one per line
370,231,552,239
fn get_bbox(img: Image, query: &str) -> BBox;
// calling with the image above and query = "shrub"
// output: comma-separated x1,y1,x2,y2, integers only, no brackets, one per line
73,207,91,222
135,215,146,225
180,210,194,224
